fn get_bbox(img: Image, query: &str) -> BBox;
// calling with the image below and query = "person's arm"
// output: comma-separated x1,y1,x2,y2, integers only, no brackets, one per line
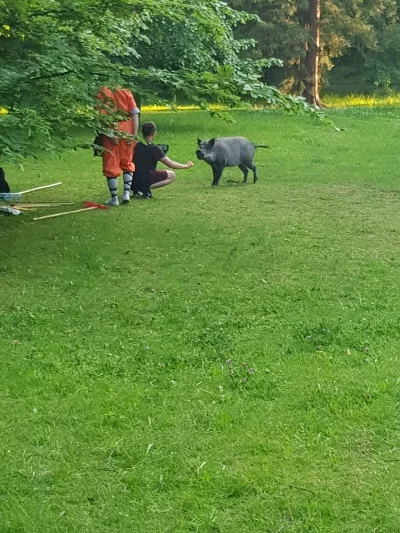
160,157,194,169
129,107,140,136
131,112,139,136
127,91,140,136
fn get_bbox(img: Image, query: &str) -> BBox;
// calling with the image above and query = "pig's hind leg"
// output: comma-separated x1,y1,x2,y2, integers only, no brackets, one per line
241,162,258,184
249,164,258,184
244,161,258,184
239,164,249,183
242,155,258,184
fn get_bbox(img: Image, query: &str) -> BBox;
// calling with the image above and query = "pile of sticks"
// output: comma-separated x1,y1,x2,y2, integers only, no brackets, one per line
0,181,108,219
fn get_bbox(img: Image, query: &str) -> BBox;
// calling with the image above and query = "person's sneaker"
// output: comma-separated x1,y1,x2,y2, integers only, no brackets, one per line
105,196,119,207
133,191,153,200
121,190,130,204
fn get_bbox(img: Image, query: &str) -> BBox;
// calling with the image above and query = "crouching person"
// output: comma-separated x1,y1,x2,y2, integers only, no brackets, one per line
132,122,193,198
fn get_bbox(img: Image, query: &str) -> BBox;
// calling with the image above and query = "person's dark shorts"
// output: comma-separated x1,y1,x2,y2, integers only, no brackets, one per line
149,170,168,185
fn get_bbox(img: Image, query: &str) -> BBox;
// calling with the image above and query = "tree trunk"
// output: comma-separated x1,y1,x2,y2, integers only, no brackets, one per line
302,0,322,107
135,93,143,111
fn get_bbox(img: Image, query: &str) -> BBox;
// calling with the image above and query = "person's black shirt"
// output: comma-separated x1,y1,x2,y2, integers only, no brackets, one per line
133,141,165,174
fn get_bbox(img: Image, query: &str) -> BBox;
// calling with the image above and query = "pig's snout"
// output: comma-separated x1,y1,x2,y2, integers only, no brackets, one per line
196,150,205,160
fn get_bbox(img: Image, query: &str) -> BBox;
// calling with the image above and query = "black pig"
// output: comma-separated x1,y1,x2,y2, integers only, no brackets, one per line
196,137,268,186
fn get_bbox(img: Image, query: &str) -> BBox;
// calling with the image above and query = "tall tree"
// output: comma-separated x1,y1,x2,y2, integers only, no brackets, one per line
301,0,322,106
229,0,399,101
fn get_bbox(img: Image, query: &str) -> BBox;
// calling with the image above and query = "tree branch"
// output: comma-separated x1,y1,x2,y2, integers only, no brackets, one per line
29,9,66,18
30,70,75,81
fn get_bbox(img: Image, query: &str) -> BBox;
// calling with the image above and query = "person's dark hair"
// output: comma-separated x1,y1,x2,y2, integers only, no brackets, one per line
142,121,157,138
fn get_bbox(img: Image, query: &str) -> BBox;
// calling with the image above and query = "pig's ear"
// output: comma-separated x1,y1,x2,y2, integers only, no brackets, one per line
197,138,202,146
208,138,216,147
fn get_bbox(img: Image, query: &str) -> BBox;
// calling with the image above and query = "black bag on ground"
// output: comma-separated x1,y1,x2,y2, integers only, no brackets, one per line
132,170,152,198
0,168,10,193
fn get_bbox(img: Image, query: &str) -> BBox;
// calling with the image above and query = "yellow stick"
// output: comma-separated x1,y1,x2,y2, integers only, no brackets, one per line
33,207,97,221
19,182,63,195
13,202,73,208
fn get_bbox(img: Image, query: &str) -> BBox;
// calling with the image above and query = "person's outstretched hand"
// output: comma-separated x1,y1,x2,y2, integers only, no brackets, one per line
185,161,194,169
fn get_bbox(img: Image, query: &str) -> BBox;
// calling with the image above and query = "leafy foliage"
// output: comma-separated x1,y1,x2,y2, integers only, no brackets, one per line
0,0,330,161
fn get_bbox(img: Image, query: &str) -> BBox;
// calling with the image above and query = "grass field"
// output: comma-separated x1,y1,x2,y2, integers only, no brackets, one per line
1,108,400,532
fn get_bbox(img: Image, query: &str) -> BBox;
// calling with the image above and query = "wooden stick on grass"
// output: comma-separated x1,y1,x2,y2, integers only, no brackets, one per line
33,202,108,221
13,202,73,208
19,182,63,195
33,207,98,221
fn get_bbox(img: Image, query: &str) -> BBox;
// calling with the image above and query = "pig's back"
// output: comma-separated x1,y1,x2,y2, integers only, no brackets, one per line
216,137,255,167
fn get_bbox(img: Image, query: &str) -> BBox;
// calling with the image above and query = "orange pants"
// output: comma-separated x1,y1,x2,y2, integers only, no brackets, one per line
102,135,135,178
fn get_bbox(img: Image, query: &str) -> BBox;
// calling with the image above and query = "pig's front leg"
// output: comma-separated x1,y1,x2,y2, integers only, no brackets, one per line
211,164,224,186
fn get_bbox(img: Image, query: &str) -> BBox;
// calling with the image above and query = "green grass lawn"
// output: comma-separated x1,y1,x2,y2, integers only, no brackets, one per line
2,109,400,532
